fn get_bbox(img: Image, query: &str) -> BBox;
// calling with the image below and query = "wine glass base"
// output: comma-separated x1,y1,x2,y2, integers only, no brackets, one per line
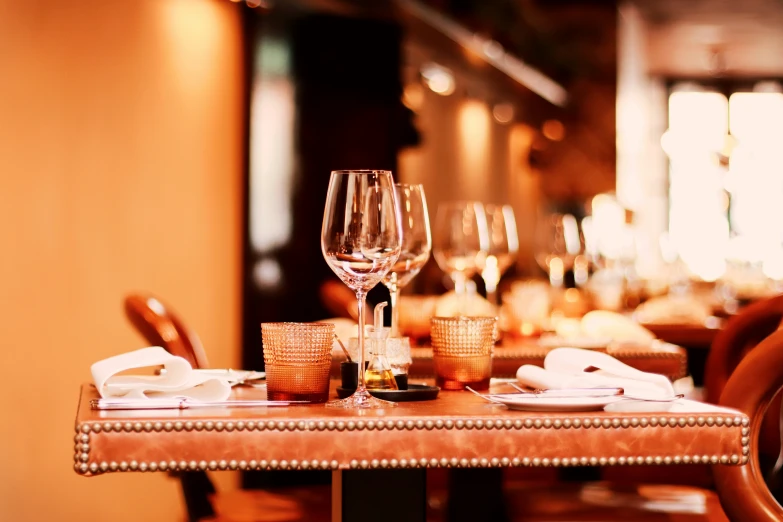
326,388,397,409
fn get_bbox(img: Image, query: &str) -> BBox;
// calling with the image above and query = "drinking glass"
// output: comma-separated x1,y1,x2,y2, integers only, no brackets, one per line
383,184,432,337
321,170,402,409
430,316,496,391
534,212,584,288
480,204,519,305
433,201,489,313
261,322,334,403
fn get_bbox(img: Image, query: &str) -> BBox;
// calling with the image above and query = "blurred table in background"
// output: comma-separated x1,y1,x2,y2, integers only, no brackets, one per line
642,320,724,386
408,339,688,382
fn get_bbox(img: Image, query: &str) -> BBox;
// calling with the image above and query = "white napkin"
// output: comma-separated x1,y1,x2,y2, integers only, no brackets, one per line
514,348,744,414
516,347,675,403
91,347,232,402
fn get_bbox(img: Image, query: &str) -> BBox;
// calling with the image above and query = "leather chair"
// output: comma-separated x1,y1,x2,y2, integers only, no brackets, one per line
713,328,783,521
123,293,329,522
706,294,783,470
705,293,783,404
319,279,373,321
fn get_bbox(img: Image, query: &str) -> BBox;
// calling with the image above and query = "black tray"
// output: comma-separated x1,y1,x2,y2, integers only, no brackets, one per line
336,383,440,402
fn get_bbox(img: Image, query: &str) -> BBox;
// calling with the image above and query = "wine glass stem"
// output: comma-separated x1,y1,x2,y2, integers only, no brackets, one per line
486,287,498,307
356,291,367,390
453,272,468,315
390,287,400,338
483,275,500,306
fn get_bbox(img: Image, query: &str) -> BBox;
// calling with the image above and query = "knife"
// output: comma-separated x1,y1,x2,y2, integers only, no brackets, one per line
90,398,309,410
483,387,625,399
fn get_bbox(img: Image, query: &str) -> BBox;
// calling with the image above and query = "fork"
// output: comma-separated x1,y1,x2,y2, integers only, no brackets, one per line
508,382,683,402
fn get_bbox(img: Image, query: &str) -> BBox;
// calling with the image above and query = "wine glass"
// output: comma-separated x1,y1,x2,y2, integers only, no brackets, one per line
383,184,432,337
480,204,519,305
321,170,402,409
534,212,584,288
433,201,489,314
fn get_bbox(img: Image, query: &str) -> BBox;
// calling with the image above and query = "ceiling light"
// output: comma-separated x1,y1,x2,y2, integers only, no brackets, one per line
542,120,565,141
421,63,455,96
492,103,514,124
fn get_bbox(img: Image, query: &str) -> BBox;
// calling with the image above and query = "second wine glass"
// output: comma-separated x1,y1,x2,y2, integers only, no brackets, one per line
534,211,584,288
321,170,402,409
383,184,432,337
433,201,489,314
480,204,519,305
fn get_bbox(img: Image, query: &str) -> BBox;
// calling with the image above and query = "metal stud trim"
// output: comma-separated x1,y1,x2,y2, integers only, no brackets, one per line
75,450,747,475
73,412,750,475
75,414,748,434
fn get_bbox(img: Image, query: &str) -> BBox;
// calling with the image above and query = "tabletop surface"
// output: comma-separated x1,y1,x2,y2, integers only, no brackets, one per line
405,339,688,380
74,382,750,477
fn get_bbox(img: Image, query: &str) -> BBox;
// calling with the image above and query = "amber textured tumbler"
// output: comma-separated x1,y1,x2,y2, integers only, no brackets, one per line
261,322,334,403
430,316,496,391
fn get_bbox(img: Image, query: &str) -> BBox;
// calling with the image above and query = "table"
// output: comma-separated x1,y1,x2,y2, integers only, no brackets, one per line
410,339,688,381
74,382,748,522
330,339,688,382
643,322,722,350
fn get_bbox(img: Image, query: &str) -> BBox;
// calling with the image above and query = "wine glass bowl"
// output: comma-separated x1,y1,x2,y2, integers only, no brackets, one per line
433,201,490,297
321,170,402,409
382,184,432,336
534,212,584,288
481,204,519,304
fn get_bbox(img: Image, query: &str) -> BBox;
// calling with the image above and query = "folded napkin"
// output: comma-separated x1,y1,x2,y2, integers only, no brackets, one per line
517,347,674,400
91,347,232,402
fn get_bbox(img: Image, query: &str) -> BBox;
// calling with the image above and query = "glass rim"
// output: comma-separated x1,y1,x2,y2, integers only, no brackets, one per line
330,169,392,175
261,322,335,328
431,316,498,323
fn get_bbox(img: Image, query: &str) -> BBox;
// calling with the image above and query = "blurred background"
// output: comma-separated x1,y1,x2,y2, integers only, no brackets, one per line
2,0,783,520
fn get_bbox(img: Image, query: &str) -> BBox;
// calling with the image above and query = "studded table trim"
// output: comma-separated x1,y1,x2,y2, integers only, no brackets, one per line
74,413,750,476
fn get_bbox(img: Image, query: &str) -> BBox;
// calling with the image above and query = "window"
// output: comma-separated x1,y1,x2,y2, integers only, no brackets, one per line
662,84,783,281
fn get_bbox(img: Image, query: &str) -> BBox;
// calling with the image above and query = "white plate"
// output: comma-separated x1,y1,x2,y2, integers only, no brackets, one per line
492,395,620,412
537,335,612,350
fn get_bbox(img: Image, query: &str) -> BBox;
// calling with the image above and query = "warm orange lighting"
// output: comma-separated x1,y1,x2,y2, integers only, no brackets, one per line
403,83,425,111
519,322,536,336
421,63,455,96
564,287,580,303
492,103,514,124
542,119,565,141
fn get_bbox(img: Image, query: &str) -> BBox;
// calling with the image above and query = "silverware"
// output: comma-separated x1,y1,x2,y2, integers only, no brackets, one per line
91,398,307,410
470,383,683,403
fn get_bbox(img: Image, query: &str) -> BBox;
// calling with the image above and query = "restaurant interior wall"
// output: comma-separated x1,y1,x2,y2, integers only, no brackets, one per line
0,0,245,520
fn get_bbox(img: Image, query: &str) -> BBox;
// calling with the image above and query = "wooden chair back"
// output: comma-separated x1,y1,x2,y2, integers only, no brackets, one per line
713,328,783,520
706,293,783,404
123,293,209,370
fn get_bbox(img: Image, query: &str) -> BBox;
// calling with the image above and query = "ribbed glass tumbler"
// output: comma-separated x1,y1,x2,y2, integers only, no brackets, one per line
430,316,497,391
261,322,334,403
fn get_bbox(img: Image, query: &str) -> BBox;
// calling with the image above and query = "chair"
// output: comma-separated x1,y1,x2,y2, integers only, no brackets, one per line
712,328,783,521
705,293,783,404
124,294,209,369
123,293,329,522
319,279,372,321
706,293,783,467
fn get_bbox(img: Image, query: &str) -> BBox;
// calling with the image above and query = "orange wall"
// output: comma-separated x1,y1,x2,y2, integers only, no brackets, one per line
0,1,244,520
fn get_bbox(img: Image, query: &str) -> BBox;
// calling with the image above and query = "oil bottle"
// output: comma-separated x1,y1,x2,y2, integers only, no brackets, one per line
364,302,398,390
